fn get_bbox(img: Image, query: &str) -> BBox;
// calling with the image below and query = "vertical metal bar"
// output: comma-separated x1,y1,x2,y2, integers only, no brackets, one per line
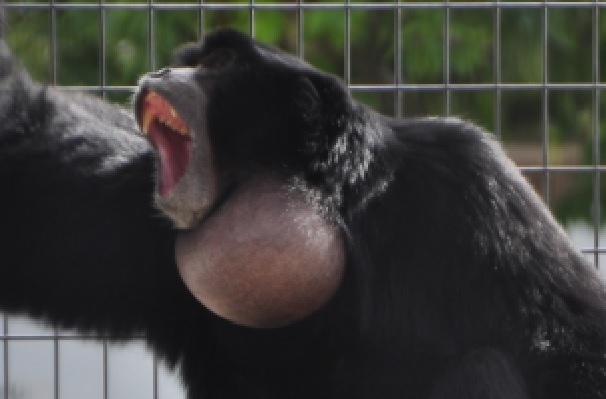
494,0,502,138
50,0,58,84
198,0,205,38
297,0,304,59
153,352,159,399
344,0,351,88
103,0,116,373
148,0,156,71
444,0,451,116
542,0,551,205
592,1,601,269
103,343,108,399
542,1,550,204
3,318,7,399
54,332,59,399
395,0,403,118
249,0,255,37
50,2,60,397
99,0,107,99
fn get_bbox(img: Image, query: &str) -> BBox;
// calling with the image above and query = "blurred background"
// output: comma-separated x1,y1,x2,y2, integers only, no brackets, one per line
1,1,605,398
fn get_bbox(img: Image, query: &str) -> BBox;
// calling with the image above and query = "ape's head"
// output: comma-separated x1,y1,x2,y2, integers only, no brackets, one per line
134,29,351,328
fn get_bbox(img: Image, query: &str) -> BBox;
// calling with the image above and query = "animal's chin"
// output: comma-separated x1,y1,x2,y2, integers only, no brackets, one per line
138,90,192,196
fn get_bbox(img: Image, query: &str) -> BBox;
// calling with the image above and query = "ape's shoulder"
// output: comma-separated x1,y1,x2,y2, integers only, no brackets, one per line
385,117,498,160
365,116,508,198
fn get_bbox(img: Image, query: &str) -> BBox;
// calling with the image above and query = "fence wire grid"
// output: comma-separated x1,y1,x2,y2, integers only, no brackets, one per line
1,1,605,399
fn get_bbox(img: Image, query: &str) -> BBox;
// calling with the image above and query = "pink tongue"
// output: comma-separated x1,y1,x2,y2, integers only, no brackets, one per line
147,122,192,196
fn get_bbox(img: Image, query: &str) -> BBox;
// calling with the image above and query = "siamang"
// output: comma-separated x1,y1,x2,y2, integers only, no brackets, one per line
1,20,606,399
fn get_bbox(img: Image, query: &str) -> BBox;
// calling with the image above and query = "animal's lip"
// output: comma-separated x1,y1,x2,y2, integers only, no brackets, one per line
136,89,192,196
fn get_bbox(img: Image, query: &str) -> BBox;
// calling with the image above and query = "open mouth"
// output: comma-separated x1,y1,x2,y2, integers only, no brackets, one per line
138,91,192,196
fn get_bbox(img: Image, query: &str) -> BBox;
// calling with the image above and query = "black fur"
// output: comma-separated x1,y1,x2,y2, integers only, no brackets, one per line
2,28,606,399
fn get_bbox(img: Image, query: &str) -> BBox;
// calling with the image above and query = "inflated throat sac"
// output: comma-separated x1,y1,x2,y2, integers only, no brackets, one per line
175,177,345,328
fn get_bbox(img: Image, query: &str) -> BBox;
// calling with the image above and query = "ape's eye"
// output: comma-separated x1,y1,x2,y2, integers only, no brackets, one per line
200,49,235,69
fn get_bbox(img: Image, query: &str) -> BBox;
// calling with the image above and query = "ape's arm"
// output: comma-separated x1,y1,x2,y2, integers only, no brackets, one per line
0,43,199,341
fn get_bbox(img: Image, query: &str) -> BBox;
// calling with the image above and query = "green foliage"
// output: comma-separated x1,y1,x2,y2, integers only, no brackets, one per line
4,1,606,223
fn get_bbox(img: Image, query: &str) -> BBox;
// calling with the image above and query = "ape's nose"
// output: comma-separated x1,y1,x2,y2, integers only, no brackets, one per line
149,68,170,78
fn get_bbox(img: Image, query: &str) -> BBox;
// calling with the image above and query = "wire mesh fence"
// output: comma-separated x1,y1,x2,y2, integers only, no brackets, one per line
1,1,604,398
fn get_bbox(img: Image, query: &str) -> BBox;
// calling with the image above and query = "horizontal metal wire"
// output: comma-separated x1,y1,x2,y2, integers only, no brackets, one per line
351,83,606,92
4,2,606,12
520,166,606,173
0,334,144,340
53,83,606,94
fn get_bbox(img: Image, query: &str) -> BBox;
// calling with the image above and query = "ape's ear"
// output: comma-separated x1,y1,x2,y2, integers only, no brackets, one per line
295,76,321,128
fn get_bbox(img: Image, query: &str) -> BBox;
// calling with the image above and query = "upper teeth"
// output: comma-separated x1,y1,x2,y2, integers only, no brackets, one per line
142,109,155,134
140,91,190,137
